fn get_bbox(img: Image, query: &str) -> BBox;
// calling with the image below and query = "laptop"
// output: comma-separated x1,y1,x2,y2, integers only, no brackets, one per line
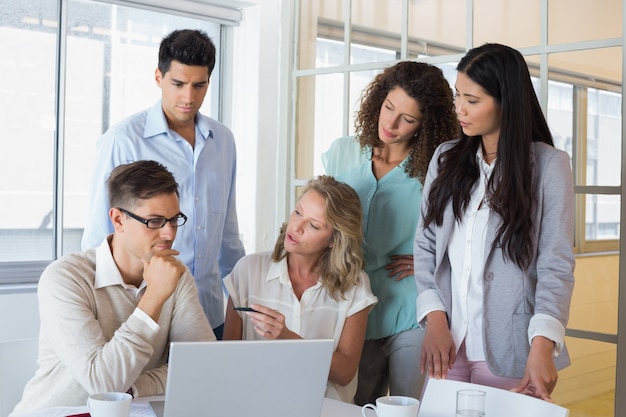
150,338,334,417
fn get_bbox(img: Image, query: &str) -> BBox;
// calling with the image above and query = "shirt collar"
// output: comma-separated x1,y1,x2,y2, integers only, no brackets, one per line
365,145,410,167
266,257,289,284
95,235,146,292
143,100,213,143
265,256,323,290
475,146,496,174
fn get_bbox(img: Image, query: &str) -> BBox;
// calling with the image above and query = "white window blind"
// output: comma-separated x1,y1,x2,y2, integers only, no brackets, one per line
101,0,244,25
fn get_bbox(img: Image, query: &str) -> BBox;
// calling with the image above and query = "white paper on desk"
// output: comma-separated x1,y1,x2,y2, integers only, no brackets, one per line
18,403,155,417
129,403,157,416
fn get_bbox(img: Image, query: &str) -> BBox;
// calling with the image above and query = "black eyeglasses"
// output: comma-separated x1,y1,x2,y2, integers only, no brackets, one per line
117,208,188,229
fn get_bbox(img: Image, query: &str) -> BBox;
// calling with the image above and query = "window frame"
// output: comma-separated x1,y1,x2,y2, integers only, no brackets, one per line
0,0,241,285
296,18,623,256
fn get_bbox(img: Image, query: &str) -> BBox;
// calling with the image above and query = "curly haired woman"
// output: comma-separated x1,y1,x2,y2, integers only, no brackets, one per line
322,61,459,404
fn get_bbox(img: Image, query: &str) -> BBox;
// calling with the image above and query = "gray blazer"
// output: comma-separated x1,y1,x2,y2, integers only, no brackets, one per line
413,140,575,378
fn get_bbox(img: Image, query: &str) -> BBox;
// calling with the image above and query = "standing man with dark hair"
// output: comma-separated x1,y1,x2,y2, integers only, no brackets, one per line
12,160,214,416
82,29,246,339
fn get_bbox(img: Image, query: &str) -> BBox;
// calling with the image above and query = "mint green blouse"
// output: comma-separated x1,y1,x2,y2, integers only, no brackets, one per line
322,136,421,340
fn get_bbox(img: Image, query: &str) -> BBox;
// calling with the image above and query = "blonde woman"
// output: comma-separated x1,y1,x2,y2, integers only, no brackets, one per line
223,175,377,403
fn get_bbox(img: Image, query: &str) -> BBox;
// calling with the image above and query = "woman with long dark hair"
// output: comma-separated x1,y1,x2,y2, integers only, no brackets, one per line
414,43,575,401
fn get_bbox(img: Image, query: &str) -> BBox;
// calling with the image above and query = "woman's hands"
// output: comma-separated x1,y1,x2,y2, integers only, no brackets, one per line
512,336,558,401
420,311,456,379
387,254,415,281
243,303,370,386
247,304,299,340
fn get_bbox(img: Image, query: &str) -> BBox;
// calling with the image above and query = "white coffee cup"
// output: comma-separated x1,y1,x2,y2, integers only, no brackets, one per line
87,392,132,417
361,396,420,417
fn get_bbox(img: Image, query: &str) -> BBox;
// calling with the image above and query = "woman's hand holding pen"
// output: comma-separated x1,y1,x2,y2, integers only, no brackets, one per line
386,254,415,281
246,304,300,340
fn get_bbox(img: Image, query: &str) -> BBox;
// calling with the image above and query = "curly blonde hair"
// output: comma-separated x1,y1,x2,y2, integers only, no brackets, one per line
355,61,459,182
272,176,364,301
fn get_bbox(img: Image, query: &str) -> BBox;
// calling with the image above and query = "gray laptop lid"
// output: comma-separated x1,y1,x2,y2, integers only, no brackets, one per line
155,339,334,417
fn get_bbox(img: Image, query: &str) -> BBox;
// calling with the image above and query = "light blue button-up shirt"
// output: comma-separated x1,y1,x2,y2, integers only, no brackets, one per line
81,100,246,328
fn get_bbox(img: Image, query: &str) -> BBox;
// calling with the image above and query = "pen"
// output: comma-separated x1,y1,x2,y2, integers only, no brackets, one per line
233,306,259,313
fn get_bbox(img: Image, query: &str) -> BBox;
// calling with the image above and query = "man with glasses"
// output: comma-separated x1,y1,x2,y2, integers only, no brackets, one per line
81,29,246,339
11,160,214,415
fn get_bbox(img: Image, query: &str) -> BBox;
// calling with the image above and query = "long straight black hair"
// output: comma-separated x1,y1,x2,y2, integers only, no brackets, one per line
422,43,553,270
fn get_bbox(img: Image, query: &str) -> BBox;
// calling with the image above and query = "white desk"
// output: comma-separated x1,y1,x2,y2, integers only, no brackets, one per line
20,396,364,417
318,398,363,417
136,396,363,417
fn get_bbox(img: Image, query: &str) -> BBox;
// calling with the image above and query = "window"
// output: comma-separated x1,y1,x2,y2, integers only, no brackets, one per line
546,79,622,248
309,39,396,175
0,1,59,265
0,0,229,282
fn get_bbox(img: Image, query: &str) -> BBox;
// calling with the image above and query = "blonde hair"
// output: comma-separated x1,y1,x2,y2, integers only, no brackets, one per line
272,175,364,300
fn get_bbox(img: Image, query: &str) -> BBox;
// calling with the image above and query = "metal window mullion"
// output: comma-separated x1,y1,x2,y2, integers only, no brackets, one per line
615,1,626,415
466,0,473,50
566,329,618,344
342,0,352,137
54,0,69,259
288,0,302,215
574,86,588,250
539,0,548,115
400,0,408,60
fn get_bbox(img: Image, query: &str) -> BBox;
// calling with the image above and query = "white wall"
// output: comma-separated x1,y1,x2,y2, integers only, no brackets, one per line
229,0,292,253
0,289,39,342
